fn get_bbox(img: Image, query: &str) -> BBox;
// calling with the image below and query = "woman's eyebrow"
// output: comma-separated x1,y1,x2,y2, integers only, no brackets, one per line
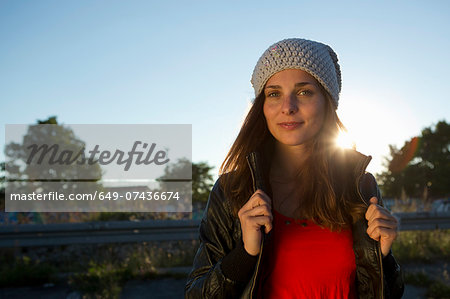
265,82,315,90
295,82,315,88
264,85,282,90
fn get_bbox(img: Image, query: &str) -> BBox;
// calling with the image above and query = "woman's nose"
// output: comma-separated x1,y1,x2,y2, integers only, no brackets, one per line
281,94,298,115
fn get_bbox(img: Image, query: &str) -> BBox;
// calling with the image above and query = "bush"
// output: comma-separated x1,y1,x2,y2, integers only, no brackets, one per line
428,280,450,299
0,255,57,287
392,229,450,263
405,272,450,299
69,261,132,299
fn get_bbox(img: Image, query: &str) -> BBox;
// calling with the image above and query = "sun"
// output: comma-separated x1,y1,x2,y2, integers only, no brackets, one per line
336,131,356,150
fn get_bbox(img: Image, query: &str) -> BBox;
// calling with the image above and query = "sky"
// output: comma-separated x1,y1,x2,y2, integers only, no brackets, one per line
1,0,449,181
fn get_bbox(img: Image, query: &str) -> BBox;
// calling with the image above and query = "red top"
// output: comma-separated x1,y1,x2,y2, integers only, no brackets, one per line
255,209,357,299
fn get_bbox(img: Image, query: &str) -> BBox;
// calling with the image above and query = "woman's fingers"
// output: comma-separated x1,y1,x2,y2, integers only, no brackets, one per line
238,189,274,255
366,225,397,240
241,189,272,212
242,203,272,216
366,218,398,237
366,210,398,228
365,197,399,257
365,197,398,224
251,215,273,233
240,204,273,233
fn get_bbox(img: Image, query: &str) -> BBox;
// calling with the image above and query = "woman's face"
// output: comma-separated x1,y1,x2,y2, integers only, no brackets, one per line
263,69,326,147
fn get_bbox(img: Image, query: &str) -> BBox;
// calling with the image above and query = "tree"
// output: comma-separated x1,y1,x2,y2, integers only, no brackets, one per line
158,158,214,203
192,162,214,203
0,162,5,211
4,116,103,221
377,120,450,199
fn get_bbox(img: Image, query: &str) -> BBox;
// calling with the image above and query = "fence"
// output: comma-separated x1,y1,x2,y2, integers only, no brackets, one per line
0,212,449,248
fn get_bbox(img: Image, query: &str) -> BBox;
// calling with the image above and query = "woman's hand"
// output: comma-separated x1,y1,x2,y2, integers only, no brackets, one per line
365,197,399,257
238,189,273,256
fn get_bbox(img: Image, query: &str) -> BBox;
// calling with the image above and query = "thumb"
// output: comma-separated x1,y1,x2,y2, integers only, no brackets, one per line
369,197,378,205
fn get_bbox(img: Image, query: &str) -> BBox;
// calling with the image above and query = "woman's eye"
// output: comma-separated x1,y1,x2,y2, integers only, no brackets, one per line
298,90,312,96
267,91,280,97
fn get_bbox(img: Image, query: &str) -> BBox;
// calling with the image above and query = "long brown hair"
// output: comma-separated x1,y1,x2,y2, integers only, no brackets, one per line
219,83,366,231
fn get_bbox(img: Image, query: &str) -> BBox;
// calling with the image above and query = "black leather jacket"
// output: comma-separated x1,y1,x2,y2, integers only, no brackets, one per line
185,149,404,298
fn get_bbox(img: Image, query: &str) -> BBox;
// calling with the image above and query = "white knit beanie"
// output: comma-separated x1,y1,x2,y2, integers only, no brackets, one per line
251,38,342,108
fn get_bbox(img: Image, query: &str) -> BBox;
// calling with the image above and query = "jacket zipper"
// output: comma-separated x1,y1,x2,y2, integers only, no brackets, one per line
246,152,266,299
249,236,264,298
248,154,261,298
355,155,384,299
376,241,385,299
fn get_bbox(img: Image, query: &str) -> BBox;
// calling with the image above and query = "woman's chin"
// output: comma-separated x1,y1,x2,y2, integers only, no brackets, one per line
276,138,314,147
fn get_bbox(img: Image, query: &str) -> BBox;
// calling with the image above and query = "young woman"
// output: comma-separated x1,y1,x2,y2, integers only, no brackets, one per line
185,38,404,298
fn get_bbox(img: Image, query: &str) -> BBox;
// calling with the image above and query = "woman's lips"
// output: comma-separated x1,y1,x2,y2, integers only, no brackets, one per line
278,121,304,130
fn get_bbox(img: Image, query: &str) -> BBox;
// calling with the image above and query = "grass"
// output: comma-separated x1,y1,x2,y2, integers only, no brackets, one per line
391,229,450,298
68,258,190,299
0,255,58,288
404,272,450,299
392,229,450,264
0,240,197,298
68,261,132,299
1,229,448,298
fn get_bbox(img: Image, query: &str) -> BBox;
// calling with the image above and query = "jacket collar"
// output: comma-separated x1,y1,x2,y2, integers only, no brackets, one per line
329,147,372,179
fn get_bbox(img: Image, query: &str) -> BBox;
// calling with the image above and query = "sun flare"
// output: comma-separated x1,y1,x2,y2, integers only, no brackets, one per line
336,131,356,150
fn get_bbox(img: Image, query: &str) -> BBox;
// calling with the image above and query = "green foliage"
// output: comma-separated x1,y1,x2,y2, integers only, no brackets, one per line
3,116,105,222
69,261,131,299
392,229,450,264
428,280,450,299
0,162,5,211
404,272,450,299
159,158,214,203
192,161,214,203
4,116,104,197
0,240,198,296
66,240,197,298
404,271,433,287
395,230,450,298
377,120,450,199
0,255,57,287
